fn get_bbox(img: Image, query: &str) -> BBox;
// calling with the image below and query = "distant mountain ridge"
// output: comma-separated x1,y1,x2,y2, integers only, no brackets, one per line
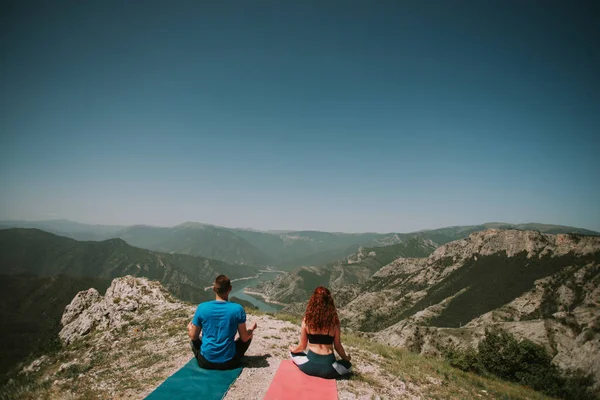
117,223,274,267
0,219,126,241
1,219,597,270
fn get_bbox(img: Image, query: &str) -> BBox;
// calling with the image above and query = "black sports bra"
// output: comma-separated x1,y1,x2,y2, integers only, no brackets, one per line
307,329,334,345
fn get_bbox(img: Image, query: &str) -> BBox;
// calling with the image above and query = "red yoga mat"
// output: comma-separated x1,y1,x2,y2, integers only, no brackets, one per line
264,360,338,400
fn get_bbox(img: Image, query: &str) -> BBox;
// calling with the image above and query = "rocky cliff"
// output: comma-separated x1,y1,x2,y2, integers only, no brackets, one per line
337,230,600,386
59,276,181,345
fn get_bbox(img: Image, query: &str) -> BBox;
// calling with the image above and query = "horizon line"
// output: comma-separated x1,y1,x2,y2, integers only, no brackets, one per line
1,218,598,235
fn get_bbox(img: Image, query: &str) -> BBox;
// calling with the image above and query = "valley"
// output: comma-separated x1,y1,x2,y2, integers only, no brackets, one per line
228,270,285,313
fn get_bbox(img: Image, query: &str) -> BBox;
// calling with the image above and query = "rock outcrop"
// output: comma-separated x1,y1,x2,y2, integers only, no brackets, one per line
60,276,178,344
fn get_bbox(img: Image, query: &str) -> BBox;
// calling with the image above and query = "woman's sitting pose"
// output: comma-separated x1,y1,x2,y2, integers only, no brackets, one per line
289,286,352,379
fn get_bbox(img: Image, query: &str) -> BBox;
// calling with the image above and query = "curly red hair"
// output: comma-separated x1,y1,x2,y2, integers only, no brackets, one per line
304,286,340,332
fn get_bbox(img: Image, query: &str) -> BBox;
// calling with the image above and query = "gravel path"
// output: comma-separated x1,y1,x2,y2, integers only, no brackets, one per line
225,315,299,399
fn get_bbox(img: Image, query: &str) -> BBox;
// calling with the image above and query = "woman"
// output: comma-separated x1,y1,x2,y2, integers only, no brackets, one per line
289,286,352,379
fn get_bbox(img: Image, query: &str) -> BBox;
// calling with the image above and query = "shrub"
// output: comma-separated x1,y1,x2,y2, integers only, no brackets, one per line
443,345,482,373
444,329,597,399
478,329,524,380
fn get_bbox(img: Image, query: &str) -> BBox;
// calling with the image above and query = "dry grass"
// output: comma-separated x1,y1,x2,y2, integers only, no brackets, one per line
343,333,551,400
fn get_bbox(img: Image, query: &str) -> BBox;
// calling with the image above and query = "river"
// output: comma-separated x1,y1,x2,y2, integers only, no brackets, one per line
229,271,284,313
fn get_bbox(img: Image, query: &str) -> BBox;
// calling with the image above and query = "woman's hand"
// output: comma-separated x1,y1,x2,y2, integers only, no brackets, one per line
343,354,352,362
289,345,301,353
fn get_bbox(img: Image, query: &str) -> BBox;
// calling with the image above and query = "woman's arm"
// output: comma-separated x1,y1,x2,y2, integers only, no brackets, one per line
333,324,351,362
289,319,308,353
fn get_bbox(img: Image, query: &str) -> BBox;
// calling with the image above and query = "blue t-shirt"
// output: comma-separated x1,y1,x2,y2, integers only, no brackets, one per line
192,300,246,363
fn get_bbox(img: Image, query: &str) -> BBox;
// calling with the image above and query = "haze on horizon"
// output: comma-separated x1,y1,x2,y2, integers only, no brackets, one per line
1,1,599,233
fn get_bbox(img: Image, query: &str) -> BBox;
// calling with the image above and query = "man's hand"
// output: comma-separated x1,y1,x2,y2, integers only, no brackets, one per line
238,321,257,342
248,321,257,334
188,321,201,341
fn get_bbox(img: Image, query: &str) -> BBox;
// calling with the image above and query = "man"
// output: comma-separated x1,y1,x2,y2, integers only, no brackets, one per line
187,275,257,370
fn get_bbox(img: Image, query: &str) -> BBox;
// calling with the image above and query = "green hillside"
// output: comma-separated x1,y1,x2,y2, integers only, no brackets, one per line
225,229,393,268
117,223,274,266
0,274,111,380
282,244,361,269
0,229,257,295
408,251,599,328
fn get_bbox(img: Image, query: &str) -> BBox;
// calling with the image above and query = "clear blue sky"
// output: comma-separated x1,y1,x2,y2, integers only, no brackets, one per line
1,1,598,232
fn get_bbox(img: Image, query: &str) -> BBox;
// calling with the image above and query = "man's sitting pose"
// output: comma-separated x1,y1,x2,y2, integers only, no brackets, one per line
187,275,257,370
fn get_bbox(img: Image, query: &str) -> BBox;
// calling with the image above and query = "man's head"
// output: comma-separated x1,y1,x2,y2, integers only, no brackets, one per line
213,275,232,297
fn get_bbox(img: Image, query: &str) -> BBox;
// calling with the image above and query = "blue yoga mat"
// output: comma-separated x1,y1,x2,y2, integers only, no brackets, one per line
145,358,242,400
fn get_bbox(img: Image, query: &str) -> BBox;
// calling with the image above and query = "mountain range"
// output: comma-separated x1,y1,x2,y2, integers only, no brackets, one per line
1,220,598,388
2,219,597,270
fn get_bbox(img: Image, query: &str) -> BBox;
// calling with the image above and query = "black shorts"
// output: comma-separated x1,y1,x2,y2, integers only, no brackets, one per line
190,338,251,370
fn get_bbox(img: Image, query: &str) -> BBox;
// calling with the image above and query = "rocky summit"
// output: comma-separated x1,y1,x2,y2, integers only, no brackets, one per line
8,275,587,400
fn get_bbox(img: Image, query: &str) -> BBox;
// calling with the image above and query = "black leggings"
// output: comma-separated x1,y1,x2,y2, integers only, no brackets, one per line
291,350,352,379
190,338,251,370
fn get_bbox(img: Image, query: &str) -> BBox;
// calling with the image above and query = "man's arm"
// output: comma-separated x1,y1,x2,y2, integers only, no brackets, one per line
237,321,256,343
187,321,201,341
